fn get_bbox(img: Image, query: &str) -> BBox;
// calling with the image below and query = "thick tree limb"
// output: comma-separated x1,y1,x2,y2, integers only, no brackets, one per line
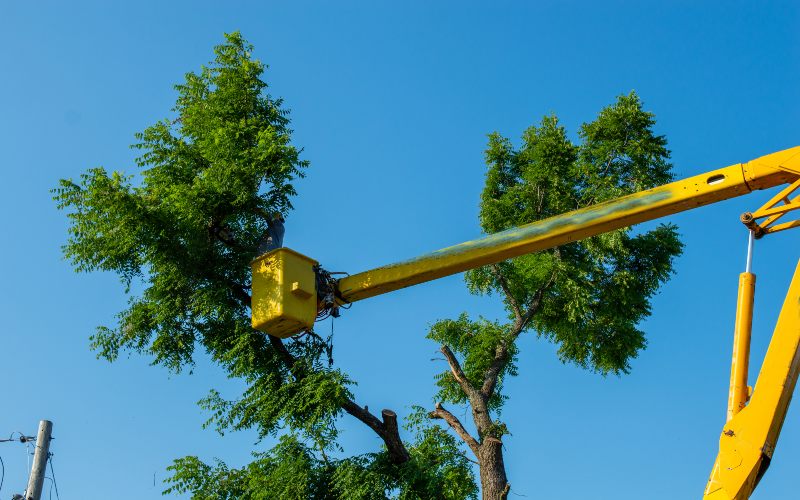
341,401,411,463
429,402,480,456
231,287,410,463
274,339,410,463
379,409,410,463
221,276,252,308
439,345,495,435
228,272,412,464
275,338,410,463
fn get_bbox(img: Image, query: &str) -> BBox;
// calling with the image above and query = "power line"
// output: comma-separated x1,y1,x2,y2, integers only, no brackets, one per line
47,454,60,500
0,433,36,444
1,432,34,499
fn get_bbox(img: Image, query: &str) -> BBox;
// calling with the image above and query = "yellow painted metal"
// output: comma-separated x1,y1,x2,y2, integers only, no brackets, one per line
742,177,800,237
247,146,800,497
251,248,318,338
703,260,800,500
726,272,755,422
337,147,799,303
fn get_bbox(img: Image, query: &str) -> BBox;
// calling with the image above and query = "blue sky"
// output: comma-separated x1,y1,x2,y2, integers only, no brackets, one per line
1,1,798,498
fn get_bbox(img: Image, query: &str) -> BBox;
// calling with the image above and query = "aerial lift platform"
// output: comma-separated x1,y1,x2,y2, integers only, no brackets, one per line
251,146,800,499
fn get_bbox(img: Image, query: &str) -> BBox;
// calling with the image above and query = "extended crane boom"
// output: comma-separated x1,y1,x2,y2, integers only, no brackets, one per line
250,145,800,498
336,147,799,303
251,146,799,337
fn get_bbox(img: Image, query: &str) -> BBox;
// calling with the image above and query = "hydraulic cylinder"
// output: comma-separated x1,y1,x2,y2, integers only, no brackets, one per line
727,272,755,422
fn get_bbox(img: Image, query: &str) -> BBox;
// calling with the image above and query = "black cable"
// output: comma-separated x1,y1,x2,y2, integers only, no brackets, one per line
0,454,5,495
0,432,35,444
47,453,60,500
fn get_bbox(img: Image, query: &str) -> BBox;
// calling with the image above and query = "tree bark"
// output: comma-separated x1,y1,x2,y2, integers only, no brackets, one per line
430,266,559,499
339,403,410,464
478,438,510,500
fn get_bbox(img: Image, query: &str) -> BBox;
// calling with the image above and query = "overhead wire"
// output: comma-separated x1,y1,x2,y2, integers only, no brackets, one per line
48,453,60,500
0,432,35,443
0,431,38,499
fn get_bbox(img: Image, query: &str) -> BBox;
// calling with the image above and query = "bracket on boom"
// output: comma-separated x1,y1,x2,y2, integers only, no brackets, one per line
741,177,800,238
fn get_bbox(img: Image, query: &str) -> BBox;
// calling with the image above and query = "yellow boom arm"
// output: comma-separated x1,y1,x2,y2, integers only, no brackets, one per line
251,146,799,337
250,145,800,499
336,148,799,303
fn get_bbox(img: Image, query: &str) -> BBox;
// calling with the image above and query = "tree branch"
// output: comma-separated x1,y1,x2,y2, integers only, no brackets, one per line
221,276,252,308
260,307,409,463
480,263,558,399
429,402,480,456
341,401,410,463
440,345,476,395
438,344,493,436
231,286,411,463
229,265,413,464
490,264,521,322
517,252,559,330
268,334,300,377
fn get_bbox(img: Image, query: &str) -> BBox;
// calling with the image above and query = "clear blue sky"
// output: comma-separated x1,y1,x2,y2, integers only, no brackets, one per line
1,1,798,498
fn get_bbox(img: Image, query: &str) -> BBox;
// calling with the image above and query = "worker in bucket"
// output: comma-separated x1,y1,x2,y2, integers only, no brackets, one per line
257,212,285,254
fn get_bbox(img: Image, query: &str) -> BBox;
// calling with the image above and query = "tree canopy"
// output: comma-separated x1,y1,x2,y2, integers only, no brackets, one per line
55,32,681,500
54,32,476,499
428,92,683,497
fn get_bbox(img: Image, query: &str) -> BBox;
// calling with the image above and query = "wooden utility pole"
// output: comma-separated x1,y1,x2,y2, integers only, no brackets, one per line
25,420,52,500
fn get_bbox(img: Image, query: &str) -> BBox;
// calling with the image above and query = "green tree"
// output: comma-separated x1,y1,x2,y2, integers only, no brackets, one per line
54,32,681,500
425,92,683,498
54,33,476,499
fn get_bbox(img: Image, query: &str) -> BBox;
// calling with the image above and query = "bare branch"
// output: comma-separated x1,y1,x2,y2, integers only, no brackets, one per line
243,289,411,464
429,402,480,456
232,268,412,464
438,345,493,435
341,401,410,463
440,345,475,395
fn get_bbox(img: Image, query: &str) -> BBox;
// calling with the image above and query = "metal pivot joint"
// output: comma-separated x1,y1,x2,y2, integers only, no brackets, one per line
739,177,800,238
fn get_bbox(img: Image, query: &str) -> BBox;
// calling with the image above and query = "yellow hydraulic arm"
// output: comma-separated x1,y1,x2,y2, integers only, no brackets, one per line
251,146,800,498
704,259,800,499
251,146,799,336
336,148,798,304
704,173,800,499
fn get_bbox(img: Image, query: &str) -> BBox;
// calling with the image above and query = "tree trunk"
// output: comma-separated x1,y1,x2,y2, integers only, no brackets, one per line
478,438,510,500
